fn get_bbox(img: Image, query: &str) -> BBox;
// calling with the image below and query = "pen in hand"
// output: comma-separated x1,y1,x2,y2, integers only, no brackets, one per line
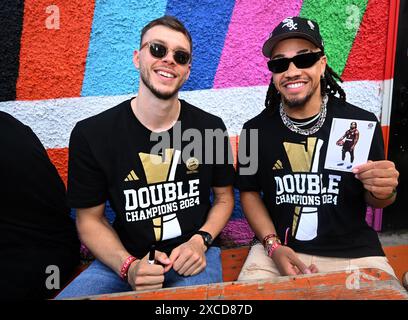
148,244,155,265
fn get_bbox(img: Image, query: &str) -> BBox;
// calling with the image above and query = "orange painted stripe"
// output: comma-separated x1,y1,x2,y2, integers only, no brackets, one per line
382,125,390,158
229,135,239,169
16,1,95,100
384,0,400,80
47,147,69,187
46,136,241,187
46,129,391,189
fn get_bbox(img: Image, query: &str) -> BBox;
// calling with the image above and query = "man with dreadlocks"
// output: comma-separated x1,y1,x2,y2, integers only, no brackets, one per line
235,17,399,281
336,121,359,169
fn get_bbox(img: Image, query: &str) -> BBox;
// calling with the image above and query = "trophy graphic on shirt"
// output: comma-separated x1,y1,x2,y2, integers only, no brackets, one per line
139,148,182,241
284,137,324,241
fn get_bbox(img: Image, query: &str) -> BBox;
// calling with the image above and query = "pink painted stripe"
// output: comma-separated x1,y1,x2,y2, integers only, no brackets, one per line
213,0,303,89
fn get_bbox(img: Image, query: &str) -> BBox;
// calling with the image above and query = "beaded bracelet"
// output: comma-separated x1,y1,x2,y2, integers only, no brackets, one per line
266,241,282,258
262,233,279,247
263,233,282,258
120,256,138,281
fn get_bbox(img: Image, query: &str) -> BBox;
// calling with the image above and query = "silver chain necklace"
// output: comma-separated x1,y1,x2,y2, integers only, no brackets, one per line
291,112,321,127
279,95,328,136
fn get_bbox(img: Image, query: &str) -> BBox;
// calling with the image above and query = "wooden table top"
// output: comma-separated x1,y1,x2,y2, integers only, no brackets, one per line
80,268,408,300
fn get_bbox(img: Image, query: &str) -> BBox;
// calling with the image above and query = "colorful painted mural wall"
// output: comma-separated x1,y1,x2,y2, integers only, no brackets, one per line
0,0,396,245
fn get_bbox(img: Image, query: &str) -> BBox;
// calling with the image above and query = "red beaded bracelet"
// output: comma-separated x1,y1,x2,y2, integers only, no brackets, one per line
266,241,281,258
262,233,279,247
120,256,137,281
262,233,282,258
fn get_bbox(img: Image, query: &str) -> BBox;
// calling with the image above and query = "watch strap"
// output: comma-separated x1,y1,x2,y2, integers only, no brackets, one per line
195,230,213,247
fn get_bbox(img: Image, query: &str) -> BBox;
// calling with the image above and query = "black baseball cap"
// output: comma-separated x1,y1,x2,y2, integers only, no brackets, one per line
262,16,324,57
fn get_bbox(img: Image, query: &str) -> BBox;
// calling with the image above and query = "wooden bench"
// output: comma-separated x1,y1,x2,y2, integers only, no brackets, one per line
66,244,408,285
383,245,408,284
221,245,408,285
78,268,408,300
62,245,408,300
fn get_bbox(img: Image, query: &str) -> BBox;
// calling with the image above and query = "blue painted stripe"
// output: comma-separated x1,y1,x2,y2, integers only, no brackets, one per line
70,201,116,224
165,0,235,91
232,188,244,219
81,0,167,97
210,188,245,220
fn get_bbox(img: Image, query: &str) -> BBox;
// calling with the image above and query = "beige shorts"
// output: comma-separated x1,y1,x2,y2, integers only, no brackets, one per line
238,243,397,281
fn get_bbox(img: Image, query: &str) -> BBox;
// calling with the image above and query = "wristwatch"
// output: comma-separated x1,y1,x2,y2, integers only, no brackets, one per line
195,231,213,248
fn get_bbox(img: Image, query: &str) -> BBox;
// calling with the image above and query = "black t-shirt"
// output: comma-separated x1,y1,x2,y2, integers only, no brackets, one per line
67,98,235,258
0,111,79,251
235,97,385,258
0,111,80,298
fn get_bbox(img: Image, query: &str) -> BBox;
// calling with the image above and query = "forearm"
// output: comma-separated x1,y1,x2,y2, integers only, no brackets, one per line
76,206,133,276
240,191,277,241
364,189,396,209
199,186,234,238
354,160,399,209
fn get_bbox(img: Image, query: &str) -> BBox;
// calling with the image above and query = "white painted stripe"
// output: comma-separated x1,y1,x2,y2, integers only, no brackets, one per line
341,80,384,120
380,79,394,127
0,80,386,149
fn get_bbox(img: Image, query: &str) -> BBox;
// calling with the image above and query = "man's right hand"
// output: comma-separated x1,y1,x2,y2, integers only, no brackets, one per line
271,245,318,276
127,250,172,291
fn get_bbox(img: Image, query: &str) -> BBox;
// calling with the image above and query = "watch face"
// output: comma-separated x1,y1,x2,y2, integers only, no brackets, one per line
204,234,212,245
197,231,212,246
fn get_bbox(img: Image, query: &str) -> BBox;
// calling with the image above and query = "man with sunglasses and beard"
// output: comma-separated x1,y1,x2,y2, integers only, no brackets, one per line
56,16,234,299
235,17,399,281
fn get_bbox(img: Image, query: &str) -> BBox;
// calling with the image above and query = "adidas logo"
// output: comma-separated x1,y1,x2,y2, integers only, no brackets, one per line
272,160,283,170
124,170,139,182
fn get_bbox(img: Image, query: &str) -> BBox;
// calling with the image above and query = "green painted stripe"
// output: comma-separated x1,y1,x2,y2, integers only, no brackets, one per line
300,0,368,76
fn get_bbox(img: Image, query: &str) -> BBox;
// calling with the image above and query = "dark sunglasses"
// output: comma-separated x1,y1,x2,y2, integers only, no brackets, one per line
268,51,324,73
140,42,191,65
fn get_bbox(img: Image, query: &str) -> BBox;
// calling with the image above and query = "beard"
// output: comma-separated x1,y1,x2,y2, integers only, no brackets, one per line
140,65,182,100
282,91,314,109
280,78,320,109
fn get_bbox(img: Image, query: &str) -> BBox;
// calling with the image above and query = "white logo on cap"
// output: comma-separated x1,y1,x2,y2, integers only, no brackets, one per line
282,17,297,31
307,20,315,30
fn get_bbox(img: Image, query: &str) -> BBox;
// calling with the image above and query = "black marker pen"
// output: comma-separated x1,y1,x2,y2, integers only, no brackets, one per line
148,244,155,265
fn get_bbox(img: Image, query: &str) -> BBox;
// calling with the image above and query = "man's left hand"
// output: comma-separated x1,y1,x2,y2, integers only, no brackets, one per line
169,235,207,276
353,160,399,199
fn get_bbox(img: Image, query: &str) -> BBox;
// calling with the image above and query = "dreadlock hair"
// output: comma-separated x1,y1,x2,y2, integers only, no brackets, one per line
264,62,346,114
